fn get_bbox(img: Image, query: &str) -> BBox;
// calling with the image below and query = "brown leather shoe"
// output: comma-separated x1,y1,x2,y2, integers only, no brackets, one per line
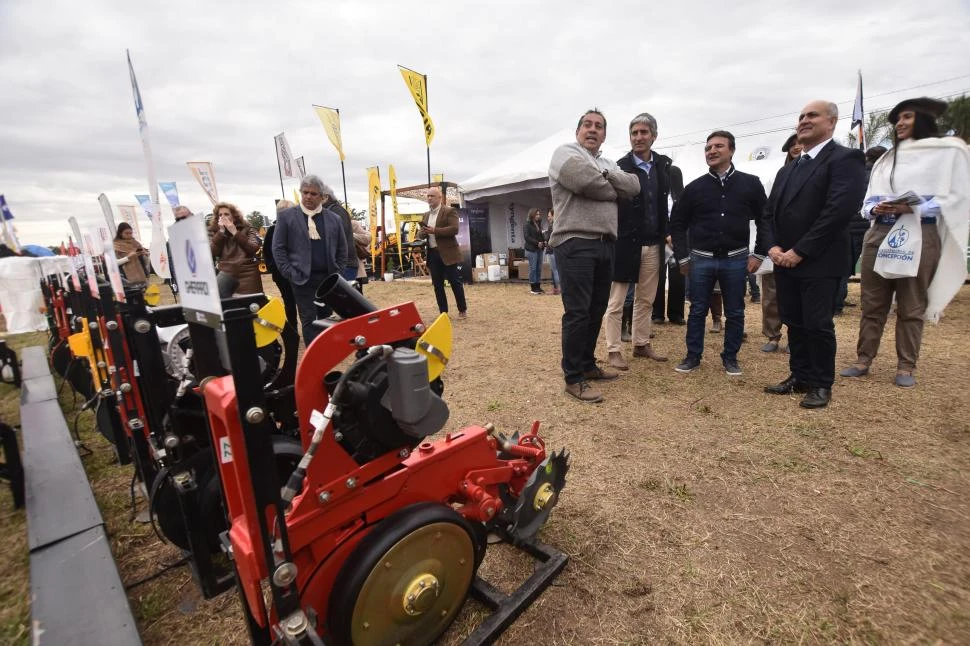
583,366,619,381
632,344,668,362
608,352,629,371
564,380,604,403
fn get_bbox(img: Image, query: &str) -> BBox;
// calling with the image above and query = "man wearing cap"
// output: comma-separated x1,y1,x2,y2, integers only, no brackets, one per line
763,100,866,408
548,109,640,403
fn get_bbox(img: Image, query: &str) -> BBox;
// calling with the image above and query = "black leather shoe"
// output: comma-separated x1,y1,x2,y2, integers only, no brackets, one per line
799,387,831,409
763,374,809,395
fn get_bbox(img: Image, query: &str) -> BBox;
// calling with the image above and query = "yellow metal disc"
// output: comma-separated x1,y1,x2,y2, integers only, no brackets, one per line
415,313,452,382
350,522,474,646
252,297,286,348
143,284,161,306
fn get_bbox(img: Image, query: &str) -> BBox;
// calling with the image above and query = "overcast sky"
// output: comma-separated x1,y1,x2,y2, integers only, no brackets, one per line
2,0,969,247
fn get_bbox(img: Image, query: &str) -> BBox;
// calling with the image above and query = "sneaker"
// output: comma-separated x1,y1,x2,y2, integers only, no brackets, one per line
710,319,722,333
894,372,916,388
564,380,603,403
530,290,543,295
750,295,761,304
675,356,701,374
723,358,742,376
552,287,561,295
761,340,780,353
583,366,619,381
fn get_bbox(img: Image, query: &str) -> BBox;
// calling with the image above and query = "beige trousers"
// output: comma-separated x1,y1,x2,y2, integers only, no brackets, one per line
760,273,782,340
855,222,942,372
605,245,661,352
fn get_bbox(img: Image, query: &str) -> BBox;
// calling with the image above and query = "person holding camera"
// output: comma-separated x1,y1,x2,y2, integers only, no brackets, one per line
113,222,149,287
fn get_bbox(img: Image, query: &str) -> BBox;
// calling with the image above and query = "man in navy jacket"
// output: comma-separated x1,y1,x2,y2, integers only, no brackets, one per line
271,174,348,345
763,100,866,408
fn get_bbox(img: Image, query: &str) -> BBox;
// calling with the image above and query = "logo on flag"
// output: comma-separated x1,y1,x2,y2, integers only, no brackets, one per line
295,156,306,179
159,181,181,208
366,167,381,257
186,162,219,205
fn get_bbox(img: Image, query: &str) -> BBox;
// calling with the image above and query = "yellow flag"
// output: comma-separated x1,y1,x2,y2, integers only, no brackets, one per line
292,188,301,206
313,105,345,161
389,165,403,267
366,166,381,262
432,173,444,183
398,66,434,146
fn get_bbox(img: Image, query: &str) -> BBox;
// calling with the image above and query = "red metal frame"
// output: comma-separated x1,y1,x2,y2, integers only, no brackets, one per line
203,302,550,636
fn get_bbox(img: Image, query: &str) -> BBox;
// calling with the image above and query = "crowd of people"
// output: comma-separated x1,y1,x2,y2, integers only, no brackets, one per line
547,98,970,407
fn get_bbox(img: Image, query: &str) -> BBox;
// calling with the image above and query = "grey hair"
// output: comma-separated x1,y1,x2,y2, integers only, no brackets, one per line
825,102,839,119
300,174,326,193
629,112,658,135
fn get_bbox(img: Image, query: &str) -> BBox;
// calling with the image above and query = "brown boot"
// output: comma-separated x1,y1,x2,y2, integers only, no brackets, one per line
633,344,668,362
564,380,604,403
608,351,629,371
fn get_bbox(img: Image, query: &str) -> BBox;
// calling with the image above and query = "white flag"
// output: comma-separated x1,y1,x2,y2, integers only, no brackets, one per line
187,161,220,205
275,133,296,179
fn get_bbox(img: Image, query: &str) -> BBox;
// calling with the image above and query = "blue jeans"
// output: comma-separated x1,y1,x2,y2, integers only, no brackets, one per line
526,249,544,284
548,251,560,287
685,254,747,362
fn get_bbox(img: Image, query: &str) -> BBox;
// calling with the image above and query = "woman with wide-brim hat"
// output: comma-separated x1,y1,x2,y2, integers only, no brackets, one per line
840,97,970,388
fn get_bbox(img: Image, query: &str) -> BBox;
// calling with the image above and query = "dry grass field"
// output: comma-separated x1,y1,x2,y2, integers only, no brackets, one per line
3,276,969,645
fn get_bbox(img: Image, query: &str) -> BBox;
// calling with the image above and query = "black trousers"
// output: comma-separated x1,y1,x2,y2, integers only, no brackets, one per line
555,237,613,384
426,248,467,314
653,261,685,322
775,272,840,389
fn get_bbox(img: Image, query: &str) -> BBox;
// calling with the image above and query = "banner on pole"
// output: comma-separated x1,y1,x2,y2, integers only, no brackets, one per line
135,194,154,219
313,105,346,161
389,165,403,267
159,181,181,208
127,50,168,278
0,195,20,252
432,173,444,183
186,161,219,205
275,133,296,179
398,66,435,146
97,193,117,234
851,70,865,150
118,204,142,239
295,156,306,179
366,166,381,261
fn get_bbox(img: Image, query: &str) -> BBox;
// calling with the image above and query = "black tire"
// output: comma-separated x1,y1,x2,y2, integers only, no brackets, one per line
327,503,486,646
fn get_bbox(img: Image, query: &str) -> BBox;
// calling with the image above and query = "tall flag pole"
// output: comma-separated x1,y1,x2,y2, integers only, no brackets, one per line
126,50,170,279
313,105,349,208
398,65,435,186
274,132,296,198
851,70,865,151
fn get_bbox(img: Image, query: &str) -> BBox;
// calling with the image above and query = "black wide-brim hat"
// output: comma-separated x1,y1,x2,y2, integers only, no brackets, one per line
781,133,798,152
888,97,947,124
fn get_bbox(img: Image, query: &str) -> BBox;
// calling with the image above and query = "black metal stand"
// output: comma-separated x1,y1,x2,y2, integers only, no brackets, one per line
463,539,569,645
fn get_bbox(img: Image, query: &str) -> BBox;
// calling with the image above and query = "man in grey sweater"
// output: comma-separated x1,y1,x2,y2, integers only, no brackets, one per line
549,109,640,402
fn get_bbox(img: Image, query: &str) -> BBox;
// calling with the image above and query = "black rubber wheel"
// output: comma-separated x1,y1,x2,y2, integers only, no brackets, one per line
327,503,486,646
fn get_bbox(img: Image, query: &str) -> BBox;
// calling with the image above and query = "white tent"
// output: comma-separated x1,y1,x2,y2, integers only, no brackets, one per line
459,129,793,253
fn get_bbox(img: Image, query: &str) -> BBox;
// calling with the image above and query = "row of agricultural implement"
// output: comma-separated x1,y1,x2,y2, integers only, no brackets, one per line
40,216,569,644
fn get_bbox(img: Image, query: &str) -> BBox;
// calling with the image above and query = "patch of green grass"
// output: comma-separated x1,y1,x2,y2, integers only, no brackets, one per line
846,445,883,460
638,478,695,502
486,400,502,412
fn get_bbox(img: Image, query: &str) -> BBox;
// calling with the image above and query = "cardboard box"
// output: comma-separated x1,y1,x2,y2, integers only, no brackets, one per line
473,268,489,283
475,254,486,268
514,260,530,279
499,266,509,280
541,263,552,280
485,253,499,266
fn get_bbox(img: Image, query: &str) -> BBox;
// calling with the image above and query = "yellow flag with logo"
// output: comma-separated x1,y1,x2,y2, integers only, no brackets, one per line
366,166,381,263
398,66,434,147
313,105,346,161
389,165,403,267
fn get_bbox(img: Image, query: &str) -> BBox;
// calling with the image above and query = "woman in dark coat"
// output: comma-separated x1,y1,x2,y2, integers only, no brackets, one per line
208,202,263,295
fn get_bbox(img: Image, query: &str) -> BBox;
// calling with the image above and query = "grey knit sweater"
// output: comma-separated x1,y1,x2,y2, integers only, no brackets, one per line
547,141,640,248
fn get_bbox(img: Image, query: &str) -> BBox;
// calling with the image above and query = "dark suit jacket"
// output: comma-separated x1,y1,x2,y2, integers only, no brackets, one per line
766,140,866,278
419,206,462,266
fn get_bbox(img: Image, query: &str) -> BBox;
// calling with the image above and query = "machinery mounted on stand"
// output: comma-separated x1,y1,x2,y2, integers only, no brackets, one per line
202,274,569,645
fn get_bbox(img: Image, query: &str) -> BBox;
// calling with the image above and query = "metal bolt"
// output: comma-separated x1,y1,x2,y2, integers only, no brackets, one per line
345,477,357,489
399,448,410,459
353,335,367,347
96,361,106,369
119,382,131,393
333,431,344,442
419,580,426,588
106,320,118,330
163,434,180,450
88,321,98,330
413,323,426,334
318,491,331,503
107,366,116,374
384,561,392,569
362,622,370,630
272,561,298,587
407,594,415,602
128,418,144,430
282,611,308,636
441,609,448,617
486,507,494,517
134,319,151,333
245,407,265,423
249,303,260,313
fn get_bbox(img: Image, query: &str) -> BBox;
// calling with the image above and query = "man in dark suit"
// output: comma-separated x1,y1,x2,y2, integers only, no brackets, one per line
763,100,866,408
418,186,467,318
271,175,348,345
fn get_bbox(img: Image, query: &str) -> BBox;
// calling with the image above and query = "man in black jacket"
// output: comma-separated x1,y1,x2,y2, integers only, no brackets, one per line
604,112,673,369
670,130,770,377
764,100,867,408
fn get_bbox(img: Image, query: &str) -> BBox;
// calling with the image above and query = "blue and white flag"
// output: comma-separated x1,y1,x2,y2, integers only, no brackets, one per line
851,70,865,150
127,50,169,278
134,194,154,220
0,195,21,252
159,181,180,208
